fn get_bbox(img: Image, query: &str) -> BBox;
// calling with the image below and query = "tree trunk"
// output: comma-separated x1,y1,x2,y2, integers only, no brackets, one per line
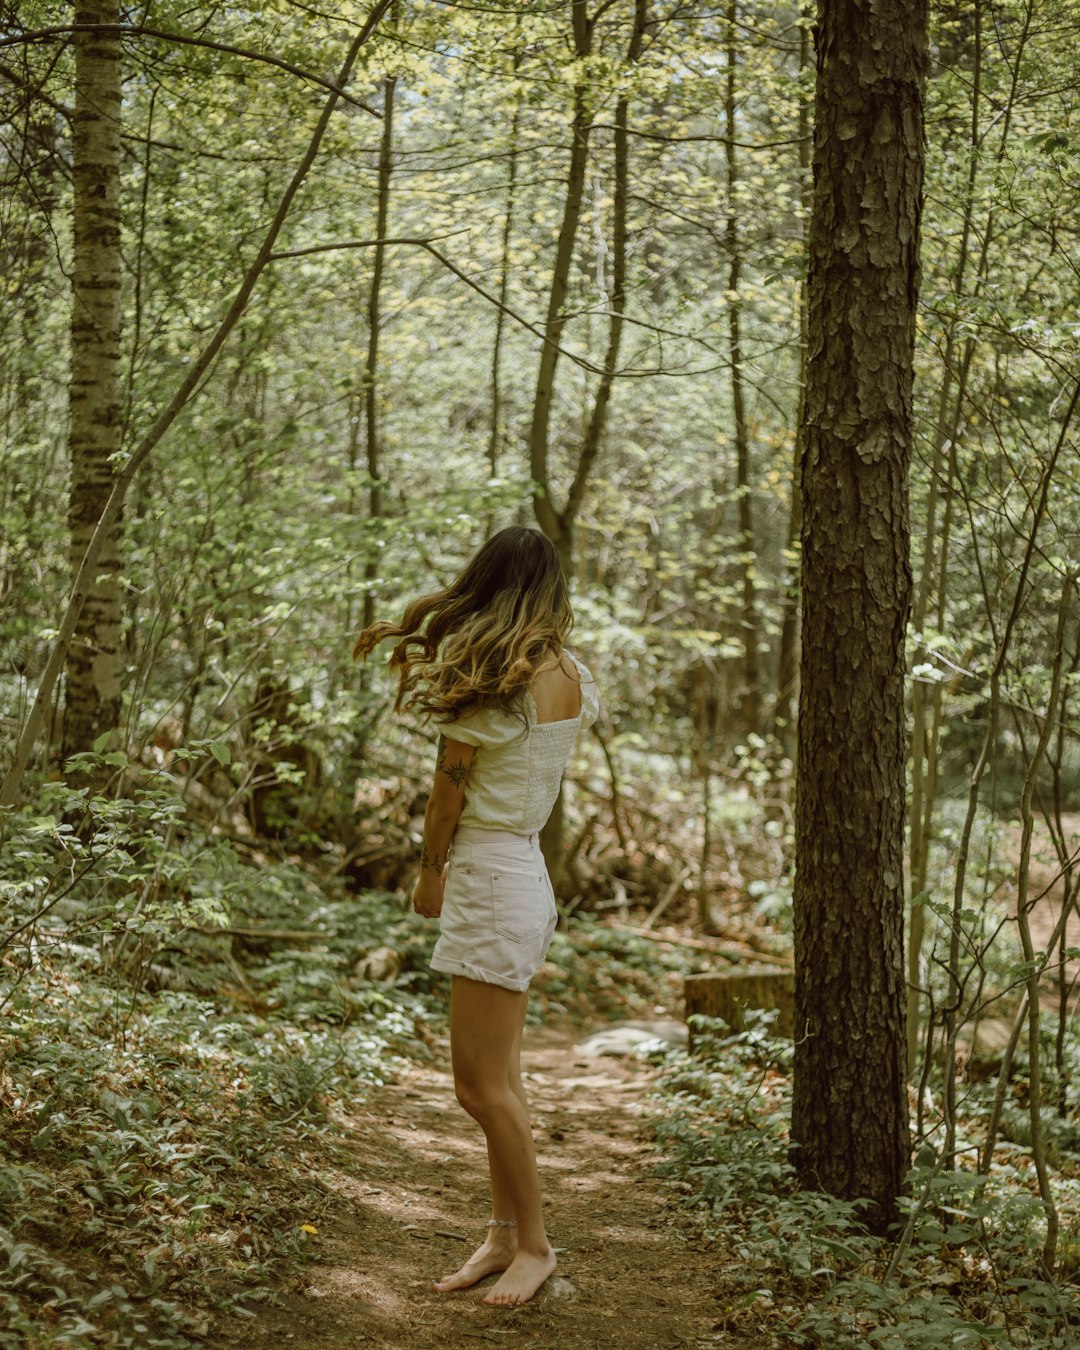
488,53,523,491
772,9,812,758
527,24,589,877
685,969,795,1041
63,0,125,766
535,1,646,886
790,0,928,1232
528,0,592,564
724,0,760,733
362,70,396,632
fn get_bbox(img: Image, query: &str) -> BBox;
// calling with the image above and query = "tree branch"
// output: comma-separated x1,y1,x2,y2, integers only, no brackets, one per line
0,24,382,116
267,234,725,379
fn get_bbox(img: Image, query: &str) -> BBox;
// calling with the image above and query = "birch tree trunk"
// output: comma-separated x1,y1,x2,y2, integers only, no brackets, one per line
63,0,124,764
791,0,928,1231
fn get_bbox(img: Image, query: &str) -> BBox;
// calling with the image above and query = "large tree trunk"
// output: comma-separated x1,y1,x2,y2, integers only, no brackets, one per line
63,0,125,765
791,0,928,1232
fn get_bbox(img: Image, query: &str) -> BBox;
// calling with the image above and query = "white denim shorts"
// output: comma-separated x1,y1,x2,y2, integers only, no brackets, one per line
430,826,558,993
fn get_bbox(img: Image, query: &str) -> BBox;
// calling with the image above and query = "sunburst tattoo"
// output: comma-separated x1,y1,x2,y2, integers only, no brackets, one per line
443,758,471,789
436,734,471,790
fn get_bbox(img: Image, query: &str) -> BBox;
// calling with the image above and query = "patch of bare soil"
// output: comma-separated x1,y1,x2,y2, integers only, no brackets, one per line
212,1023,766,1350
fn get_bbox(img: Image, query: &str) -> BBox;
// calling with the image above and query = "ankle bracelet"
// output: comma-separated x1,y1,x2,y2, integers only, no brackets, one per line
487,1218,517,1229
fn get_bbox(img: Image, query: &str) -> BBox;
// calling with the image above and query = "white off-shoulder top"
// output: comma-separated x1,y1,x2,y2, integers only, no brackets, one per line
439,651,600,835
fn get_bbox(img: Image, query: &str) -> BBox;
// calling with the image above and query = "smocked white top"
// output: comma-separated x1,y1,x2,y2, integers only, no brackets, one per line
439,651,600,835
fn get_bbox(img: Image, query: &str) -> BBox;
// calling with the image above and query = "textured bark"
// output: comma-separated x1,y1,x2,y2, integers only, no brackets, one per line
63,0,124,763
791,0,928,1230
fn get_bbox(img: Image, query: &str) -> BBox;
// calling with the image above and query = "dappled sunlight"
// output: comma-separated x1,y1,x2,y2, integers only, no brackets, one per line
218,1026,745,1348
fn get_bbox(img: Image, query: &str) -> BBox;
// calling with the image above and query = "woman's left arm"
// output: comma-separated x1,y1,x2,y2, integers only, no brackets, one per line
412,735,476,917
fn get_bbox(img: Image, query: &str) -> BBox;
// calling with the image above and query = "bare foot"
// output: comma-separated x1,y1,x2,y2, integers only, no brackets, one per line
481,1246,557,1307
433,1233,516,1293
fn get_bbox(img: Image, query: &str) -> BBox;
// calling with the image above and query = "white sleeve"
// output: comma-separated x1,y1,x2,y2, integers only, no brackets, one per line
568,653,601,729
438,704,524,748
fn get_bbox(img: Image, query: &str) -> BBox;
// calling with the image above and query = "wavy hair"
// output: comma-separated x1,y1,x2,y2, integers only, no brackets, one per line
353,526,574,722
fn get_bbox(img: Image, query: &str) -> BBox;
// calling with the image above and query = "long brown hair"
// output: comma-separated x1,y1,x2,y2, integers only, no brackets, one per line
353,526,574,721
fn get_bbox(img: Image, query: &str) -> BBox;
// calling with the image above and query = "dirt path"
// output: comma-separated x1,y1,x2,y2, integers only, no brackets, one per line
213,1023,763,1350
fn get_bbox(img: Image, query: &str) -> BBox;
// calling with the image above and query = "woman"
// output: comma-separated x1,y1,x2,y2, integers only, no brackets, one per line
354,526,599,1307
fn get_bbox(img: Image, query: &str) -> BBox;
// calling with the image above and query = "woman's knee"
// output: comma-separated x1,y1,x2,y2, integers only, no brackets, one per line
454,1074,510,1121
454,1076,482,1118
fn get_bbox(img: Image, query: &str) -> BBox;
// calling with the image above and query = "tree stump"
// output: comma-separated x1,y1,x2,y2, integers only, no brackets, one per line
684,968,795,1042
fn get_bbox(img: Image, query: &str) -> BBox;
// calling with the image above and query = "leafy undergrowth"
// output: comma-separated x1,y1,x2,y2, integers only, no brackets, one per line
0,795,447,1348
652,1016,1080,1349
0,777,702,1349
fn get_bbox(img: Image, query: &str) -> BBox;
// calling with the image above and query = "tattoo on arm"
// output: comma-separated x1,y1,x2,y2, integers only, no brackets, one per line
421,735,470,878
436,734,471,790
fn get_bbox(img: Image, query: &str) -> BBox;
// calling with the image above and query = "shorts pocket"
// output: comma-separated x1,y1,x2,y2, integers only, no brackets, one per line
491,869,547,944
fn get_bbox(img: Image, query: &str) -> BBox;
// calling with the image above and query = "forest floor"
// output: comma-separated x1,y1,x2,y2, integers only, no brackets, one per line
210,1021,766,1350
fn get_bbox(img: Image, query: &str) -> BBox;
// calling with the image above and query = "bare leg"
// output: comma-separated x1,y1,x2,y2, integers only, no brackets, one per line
486,990,529,1221
435,987,525,1292
433,978,556,1305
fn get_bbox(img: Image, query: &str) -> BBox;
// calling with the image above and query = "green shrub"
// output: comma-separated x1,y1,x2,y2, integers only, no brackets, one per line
652,1015,1080,1349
